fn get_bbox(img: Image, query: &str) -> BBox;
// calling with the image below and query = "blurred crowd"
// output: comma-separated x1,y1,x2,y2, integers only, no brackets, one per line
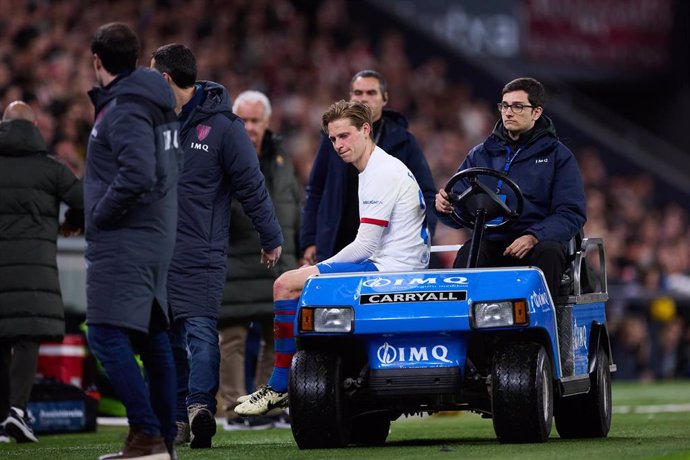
1,0,688,380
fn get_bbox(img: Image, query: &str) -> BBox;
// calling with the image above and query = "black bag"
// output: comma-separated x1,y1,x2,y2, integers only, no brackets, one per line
27,377,98,434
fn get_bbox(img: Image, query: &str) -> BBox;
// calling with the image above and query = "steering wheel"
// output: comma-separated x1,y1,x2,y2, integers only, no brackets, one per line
443,167,524,229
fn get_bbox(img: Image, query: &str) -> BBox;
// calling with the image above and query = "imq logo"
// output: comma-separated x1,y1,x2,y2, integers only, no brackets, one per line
362,276,468,288
376,342,452,364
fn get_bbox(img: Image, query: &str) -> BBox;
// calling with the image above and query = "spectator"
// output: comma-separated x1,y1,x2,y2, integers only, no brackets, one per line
300,69,437,265
218,90,301,430
151,44,283,449
235,100,430,416
83,23,180,460
610,314,653,381
435,77,586,299
650,317,686,380
0,101,83,443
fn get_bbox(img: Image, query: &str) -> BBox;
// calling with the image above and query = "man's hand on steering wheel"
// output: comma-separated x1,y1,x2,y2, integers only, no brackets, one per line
435,188,452,214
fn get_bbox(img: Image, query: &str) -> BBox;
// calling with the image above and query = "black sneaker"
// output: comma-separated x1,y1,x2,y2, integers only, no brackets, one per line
187,404,216,449
4,407,37,443
224,416,273,431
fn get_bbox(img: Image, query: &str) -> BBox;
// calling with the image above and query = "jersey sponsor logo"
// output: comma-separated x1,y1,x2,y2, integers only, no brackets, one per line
376,342,452,364
190,141,209,152
535,158,549,163
362,276,469,288
360,290,466,304
196,124,212,141
362,200,382,204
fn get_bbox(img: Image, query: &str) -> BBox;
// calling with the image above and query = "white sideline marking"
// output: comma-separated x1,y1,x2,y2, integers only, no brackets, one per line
613,403,690,414
97,417,229,426
97,405,690,427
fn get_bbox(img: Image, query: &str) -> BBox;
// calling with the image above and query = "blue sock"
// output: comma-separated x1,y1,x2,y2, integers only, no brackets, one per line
267,299,298,392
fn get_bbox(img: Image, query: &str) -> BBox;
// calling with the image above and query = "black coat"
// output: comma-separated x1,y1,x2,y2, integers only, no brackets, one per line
84,68,182,333
0,119,83,341
219,131,301,322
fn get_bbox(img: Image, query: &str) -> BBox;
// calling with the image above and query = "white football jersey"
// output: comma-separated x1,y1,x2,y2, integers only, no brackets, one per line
358,146,430,271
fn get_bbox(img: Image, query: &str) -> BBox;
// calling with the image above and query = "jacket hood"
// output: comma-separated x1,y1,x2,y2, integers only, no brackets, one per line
191,80,233,121
0,119,47,157
88,67,176,115
490,115,557,149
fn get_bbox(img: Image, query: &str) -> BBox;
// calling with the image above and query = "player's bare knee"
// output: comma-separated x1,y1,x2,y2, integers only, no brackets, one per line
273,272,294,300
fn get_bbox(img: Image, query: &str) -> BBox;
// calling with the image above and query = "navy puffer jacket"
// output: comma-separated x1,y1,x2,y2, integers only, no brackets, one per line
85,68,182,333
437,116,586,244
168,81,283,320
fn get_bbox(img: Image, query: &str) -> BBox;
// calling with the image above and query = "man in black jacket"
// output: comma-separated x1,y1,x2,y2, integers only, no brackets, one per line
151,44,283,449
0,101,83,444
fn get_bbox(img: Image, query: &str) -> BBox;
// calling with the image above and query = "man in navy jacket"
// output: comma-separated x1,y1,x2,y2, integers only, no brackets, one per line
301,70,436,264
85,23,181,460
435,77,586,298
151,43,283,449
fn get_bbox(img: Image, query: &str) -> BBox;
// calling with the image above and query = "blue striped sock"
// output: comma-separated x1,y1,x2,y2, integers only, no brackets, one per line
267,298,298,392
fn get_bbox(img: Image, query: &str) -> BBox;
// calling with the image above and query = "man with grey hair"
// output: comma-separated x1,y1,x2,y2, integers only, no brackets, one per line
217,90,301,429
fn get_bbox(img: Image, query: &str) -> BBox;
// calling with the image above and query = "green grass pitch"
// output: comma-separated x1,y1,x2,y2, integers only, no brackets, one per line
2,381,689,459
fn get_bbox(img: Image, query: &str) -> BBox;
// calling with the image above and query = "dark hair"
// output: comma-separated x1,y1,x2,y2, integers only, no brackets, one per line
502,77,546,108
322,100,374,139
151,43,197,89
91,23,139,75
350,69,388,101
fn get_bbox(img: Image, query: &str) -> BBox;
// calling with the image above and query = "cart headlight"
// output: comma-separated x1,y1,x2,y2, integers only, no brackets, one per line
300,307,353,333
473,300,527,328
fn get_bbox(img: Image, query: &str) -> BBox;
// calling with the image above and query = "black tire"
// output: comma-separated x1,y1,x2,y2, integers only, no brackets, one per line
491,342,553,443
289,350,351,449
555,347,612,438
350,412,391,446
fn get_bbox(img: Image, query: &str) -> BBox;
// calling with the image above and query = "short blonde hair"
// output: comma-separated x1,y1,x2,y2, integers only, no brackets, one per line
321,100,373,139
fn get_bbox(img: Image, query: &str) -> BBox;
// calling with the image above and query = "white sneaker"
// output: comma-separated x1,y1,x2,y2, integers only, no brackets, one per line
234,386,288,416
236,384,267,404
0,425,10,443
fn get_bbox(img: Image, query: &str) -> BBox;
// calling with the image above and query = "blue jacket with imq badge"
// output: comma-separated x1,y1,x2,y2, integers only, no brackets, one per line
438,116,586,244
85,68,182,333
168,81,283,320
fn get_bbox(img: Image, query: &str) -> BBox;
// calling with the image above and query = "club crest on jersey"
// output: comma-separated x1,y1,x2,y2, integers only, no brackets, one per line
196,124,212,141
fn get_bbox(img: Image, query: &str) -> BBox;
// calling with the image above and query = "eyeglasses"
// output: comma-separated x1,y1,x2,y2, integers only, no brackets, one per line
497,102,536,114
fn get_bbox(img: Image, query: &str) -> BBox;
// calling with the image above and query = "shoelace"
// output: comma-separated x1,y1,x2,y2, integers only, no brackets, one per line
249,386,272,403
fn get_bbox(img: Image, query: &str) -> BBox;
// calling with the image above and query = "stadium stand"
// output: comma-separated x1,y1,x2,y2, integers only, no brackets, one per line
1,0,687,381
